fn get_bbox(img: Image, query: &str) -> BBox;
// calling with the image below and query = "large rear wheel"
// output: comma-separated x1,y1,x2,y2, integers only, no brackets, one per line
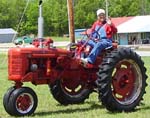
97,48,147,111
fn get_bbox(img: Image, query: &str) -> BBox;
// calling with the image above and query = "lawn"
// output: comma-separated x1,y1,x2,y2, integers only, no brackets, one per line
48,36,69,42
0,53,150,118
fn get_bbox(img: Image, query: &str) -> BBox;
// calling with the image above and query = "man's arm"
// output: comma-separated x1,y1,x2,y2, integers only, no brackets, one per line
91,21,97,32
110,23,117,34
107,18,117,34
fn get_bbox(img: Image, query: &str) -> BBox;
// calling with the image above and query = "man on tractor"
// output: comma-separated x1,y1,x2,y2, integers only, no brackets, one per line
81,9,117,66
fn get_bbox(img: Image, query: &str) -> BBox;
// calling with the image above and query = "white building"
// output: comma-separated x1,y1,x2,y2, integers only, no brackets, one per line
112,15,150,45
0,28,17,43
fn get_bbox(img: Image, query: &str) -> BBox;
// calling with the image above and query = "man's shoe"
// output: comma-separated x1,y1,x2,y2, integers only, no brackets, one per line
81,58,88,64
80,58,93,68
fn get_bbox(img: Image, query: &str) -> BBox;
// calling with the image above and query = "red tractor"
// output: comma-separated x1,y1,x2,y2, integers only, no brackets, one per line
3,1,147,117
3,33,148,116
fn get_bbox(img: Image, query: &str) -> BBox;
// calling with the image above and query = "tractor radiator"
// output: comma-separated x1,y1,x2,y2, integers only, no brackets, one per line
8,49,27,81
9,55,22,75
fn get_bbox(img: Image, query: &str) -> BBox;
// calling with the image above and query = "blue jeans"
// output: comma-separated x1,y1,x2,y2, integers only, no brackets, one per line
87,39,112,64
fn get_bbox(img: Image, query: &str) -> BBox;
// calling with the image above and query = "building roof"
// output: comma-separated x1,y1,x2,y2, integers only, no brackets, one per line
112,15,150,33
0,28,17,34
112,17,133,26
78,15,150,34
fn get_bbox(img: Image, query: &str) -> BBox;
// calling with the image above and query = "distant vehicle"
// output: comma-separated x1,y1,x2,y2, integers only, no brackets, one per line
14,36,33,45
142,39,149,44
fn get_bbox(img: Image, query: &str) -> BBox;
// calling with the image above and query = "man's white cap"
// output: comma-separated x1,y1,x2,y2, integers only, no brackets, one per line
97,9,105,16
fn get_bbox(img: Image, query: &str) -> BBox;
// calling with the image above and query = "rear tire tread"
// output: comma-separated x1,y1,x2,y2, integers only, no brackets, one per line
97,48,147,112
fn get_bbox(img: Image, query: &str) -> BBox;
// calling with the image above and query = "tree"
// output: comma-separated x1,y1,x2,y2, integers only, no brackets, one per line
108,0,141,17
0,0,150,36
74,0,104,28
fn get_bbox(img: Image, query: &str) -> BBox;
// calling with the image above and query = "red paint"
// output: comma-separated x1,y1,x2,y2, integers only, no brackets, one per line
111,17,133,26
8,38,118,91
112,61,135,101
16,94,32,112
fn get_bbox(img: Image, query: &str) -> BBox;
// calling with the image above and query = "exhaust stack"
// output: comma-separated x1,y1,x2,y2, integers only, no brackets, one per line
38,0,44,48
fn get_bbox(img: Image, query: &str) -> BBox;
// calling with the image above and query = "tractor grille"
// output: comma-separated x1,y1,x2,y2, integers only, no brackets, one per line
9,55,23,75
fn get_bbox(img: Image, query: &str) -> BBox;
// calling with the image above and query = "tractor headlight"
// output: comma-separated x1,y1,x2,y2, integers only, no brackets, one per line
30,64,38,72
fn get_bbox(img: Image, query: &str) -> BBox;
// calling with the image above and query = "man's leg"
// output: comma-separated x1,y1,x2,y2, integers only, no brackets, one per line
87,39,112,64
87,40,96,47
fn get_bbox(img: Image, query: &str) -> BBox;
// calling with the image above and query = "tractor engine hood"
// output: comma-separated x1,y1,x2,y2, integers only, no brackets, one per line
8,47,73,58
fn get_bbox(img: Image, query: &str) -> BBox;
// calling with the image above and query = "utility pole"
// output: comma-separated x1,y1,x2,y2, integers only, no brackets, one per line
141,0,146,15
105,0,109,19
67,0,75,43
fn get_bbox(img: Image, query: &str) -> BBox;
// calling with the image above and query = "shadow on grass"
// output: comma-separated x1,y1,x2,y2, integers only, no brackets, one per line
136,102,150,111
34,101,104,116
34,101,150,117
106,102,150,115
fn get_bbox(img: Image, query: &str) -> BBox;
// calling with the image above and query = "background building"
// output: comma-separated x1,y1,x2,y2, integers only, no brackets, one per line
0,28,17,43
112,15,150,45
75,15,150,45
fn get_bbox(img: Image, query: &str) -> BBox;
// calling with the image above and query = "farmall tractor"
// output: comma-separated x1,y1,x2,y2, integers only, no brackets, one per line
3,1,147,117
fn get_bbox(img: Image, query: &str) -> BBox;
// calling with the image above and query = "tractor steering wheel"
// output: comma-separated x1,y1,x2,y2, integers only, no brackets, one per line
84,29,100,41
90,29,100,41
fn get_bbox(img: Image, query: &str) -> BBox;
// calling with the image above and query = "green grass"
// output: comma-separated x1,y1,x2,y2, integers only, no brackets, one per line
0,53,150,118
50,36,69,42
135,48,150,51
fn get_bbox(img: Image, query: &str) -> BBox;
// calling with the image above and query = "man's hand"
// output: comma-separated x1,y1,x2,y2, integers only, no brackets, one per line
107,17,112,25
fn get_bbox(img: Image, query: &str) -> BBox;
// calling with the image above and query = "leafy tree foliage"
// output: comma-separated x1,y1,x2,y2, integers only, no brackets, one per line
0,0,150,36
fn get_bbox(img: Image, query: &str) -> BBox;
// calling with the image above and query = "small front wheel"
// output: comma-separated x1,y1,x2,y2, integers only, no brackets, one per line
3,86,16,115
6,87,38,116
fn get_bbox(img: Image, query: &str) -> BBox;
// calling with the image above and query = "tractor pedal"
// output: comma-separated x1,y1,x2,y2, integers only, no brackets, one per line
86,63,94,68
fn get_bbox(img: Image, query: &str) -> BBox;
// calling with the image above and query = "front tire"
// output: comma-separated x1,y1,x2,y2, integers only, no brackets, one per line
3,87,16,115
7,87,38,116
97,48,147,112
